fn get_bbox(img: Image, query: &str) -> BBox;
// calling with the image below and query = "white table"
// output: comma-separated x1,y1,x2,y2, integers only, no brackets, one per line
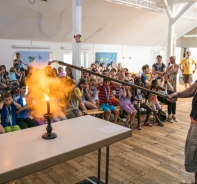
0,115,132,184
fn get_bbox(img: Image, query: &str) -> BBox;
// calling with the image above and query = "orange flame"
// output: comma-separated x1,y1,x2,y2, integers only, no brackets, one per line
43,94,50,101
25,66,73,119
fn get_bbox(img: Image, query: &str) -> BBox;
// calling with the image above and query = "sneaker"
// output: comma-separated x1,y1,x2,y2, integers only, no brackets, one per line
124,122,130,128
137,124,142,130
167,117,174,123
172,117,179,122
144,122,152,127
158,121,164,127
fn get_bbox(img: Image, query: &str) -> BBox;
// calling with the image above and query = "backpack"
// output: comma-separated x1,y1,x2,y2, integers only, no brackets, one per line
159,110,167,121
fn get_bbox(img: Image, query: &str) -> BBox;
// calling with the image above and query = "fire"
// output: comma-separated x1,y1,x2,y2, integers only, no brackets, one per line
44,94,50,101
25,65,72,120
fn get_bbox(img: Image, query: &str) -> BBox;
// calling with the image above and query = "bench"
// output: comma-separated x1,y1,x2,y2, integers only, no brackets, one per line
83,109,104,116
83,106,122,116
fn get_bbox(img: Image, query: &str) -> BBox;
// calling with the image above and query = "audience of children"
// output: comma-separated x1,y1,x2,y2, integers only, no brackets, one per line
0,54,180,134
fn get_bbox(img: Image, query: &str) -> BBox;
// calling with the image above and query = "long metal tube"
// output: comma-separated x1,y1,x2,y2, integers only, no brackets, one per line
52,60,168,98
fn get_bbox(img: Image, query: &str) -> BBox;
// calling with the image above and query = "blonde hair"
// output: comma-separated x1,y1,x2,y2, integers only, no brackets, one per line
90,75,97,82
169,56,176,60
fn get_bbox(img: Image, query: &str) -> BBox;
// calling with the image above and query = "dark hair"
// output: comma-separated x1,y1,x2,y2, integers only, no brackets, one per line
151,79,157,85
1,92,12,100
95,61,99,64
78,78,87,89
19,68,25,72
102,70,108,74
187,51,191,54
156,55,162,59
19,81,26,89
103,78,110,82
110,68,116,72
142,64,149,72
16,53,20,56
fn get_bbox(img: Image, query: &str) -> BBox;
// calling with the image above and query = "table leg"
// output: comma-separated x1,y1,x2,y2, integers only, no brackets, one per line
105,146,109,184
97,148,101,184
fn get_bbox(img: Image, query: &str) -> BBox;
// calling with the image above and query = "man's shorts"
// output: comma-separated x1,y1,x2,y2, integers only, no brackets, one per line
100,103,116,112
183,74,193,84
185,122,197,172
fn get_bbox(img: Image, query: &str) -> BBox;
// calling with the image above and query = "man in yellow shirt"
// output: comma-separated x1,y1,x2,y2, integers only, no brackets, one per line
180,51,197,89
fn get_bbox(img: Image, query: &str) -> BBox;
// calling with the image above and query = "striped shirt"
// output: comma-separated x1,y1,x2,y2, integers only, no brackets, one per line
98,84,115,105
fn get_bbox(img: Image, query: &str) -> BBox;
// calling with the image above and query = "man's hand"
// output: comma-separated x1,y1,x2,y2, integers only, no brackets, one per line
167,92,178,102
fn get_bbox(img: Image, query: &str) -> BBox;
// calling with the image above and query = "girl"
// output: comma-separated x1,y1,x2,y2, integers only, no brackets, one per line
65,66,74,79
78,79,97,111
131,77,154,129
119,80,136,129
89,76,99,106
98,63,106,74
148,80,164,127
157,72,179,123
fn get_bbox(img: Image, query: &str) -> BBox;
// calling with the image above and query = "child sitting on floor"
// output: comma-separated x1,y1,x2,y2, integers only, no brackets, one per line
98,78,119,123
119,80,136,129
0,92,21,133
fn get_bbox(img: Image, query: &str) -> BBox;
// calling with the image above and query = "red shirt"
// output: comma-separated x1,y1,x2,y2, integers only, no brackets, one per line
98,84,115,105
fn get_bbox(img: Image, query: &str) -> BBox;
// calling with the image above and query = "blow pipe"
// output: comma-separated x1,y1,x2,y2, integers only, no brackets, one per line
51,60,168,99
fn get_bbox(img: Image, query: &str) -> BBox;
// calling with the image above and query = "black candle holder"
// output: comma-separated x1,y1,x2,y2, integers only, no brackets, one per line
42,113,57,139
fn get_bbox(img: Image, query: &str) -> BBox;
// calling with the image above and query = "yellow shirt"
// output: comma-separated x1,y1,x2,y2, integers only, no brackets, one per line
180,58,196,74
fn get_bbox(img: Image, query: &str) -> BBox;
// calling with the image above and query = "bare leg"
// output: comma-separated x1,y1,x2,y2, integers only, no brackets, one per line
0,124,5,134
84,101,97,109
141,103,153,123
134,104,141,125
79,102,87,111
126,112,132,123
130,112,136,123
105,110,111,121
184,83,188,89
112,109,119,123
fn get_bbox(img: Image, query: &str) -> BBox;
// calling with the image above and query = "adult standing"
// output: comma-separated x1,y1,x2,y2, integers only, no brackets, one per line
13,53,28,71
180,51,197,89
152,55,166,78
168,81,197,184
166,56,179,92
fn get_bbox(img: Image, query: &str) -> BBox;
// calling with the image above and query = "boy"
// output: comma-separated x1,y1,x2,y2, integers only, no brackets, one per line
14,82,38,129
0,92,21,133
98,78,119,123
65,79,82,119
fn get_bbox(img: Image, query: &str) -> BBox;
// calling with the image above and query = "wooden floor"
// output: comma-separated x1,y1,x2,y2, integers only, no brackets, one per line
7,84,195,184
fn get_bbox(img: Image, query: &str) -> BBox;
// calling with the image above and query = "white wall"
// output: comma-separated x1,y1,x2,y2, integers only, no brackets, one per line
0,39,165,73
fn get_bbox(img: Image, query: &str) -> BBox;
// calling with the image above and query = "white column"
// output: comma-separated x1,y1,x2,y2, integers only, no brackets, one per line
167,18,175,59
72,0,82,80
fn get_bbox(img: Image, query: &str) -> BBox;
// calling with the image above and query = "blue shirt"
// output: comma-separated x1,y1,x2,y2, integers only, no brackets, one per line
1,104,17,127
15,95,29,119
152,63,166,72
141,74,148,86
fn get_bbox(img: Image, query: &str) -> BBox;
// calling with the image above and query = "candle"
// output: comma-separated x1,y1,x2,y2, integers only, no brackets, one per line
47,100,50,114
44,95,50,114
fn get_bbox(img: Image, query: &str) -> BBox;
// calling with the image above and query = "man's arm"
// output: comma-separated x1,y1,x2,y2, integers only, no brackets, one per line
168,81,197,100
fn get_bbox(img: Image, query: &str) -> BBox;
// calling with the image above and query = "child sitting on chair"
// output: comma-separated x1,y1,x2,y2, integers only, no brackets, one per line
119,80,136,129
98,78,119,123
148,80,164,127
0,92,21,133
